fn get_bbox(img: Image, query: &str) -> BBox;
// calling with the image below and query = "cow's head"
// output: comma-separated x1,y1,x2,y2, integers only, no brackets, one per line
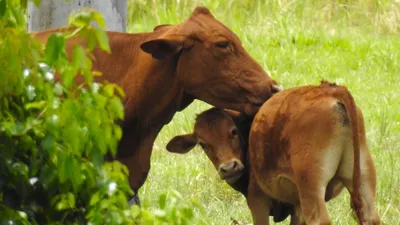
166,108,249,184
141,7,281,116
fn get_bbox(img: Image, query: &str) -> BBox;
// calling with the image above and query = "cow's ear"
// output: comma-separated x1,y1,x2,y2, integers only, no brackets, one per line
166,134,197,154
140,34,191,60
153,24,172,32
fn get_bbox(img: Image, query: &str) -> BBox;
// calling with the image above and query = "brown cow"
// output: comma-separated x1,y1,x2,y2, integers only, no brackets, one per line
166,81,380,225
32,7,281,204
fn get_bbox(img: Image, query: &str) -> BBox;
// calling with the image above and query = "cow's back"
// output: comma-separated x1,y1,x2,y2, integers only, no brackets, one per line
33,28,154,84
32,28,183,126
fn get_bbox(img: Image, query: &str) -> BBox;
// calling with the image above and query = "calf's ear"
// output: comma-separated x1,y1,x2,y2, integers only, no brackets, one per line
224,109,247,123
166,134,198,154
141,34,192,60
224,109,243,119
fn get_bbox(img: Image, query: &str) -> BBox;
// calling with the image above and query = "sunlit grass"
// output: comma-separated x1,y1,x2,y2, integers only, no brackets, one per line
128,0,400,224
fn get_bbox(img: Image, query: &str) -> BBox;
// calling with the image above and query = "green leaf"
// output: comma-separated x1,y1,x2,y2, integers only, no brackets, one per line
61,66,78,88
113,85,125,98
69,11,92,27
11,162,29,178
87,30,97,51
93,27,110,53
0,0,6,19
171,189,184,200
113,125,122,141
89,192,100,206
158,193,167,209
182,207,194,219
40,165,57,189
52,193,76,211
10,5,25,26
20,0,28,9
44,34,66,66
102,83,125,98
93,93,107,108
71,45,86,69
32,0,41,7
11,121,26,136
25,101,47,110
153,209,166,218
109,96,124,120
65,157,81,191
90,150,103,167
129,205,141,219
93,11,106,28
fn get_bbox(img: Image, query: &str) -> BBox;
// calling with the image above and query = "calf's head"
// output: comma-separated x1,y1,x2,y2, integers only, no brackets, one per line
141,7,281,116
166,108,249,184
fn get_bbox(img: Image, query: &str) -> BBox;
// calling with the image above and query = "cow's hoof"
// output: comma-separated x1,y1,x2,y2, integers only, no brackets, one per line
128,193,141,207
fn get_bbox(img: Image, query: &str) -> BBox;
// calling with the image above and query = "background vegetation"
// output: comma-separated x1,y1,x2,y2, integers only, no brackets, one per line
129,0,400,224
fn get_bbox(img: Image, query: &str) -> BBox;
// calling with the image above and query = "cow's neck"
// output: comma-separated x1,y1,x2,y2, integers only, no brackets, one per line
90,31,194,155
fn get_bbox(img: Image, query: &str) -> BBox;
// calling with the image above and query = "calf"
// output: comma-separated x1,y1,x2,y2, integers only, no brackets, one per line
167,81,380,225
166,108,296,224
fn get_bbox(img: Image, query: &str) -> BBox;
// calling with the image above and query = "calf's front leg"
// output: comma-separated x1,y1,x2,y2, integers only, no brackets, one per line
247,178,271,225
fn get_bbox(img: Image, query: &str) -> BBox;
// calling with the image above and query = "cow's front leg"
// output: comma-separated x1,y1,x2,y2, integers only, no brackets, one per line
117,128,158,206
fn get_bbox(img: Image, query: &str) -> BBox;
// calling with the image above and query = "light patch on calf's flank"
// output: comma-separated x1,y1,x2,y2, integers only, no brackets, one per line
321,138,343,187
339,138,368,180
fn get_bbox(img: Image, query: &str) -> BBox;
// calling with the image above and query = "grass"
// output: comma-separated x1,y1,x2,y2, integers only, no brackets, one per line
127,0,400,224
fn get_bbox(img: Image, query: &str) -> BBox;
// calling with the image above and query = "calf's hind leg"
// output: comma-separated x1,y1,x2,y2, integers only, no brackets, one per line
337,145,380,225
293,149,336,225
296,178,331,225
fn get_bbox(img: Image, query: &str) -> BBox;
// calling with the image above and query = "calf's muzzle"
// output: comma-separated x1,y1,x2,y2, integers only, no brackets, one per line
218,159,245,184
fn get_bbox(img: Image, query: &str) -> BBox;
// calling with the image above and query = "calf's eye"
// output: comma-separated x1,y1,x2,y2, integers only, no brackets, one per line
230,127,238,137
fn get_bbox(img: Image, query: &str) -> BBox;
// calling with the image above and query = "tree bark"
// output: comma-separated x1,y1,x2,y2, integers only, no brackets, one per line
28,0,127,32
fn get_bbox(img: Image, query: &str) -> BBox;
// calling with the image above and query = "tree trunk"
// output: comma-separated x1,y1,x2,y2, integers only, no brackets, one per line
28,0,127,32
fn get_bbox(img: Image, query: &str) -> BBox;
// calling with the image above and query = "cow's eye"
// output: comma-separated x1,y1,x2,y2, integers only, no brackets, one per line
215,41,229,49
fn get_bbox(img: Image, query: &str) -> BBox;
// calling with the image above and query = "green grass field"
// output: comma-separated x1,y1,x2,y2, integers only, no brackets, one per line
128,1,400,224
